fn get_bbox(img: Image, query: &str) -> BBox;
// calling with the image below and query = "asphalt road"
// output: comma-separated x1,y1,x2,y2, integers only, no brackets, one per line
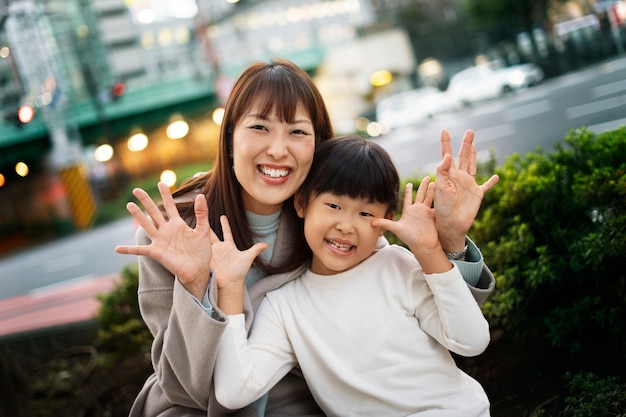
0,216,137,301
377,56,626,179
1,56,625,301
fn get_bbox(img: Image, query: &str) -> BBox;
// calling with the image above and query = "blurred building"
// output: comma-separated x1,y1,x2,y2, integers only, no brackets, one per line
0,0,621,249
0,0,410,247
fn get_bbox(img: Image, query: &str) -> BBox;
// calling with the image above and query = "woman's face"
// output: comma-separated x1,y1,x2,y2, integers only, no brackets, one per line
232,102,316,215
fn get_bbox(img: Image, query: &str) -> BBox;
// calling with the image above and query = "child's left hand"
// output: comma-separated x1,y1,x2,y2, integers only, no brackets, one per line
371,177,442,258
211,215,268,314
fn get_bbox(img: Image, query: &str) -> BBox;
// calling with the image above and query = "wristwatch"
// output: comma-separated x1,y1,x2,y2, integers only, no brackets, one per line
446,245,468,260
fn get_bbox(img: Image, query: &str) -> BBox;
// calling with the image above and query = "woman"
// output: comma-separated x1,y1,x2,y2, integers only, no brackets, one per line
115,58,498,416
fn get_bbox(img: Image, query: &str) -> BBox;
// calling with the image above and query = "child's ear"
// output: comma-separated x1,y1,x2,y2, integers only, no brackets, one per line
294,192,305,218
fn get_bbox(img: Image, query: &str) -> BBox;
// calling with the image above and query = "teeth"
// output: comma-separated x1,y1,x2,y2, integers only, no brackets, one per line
327,239,353,252
260,166,290,178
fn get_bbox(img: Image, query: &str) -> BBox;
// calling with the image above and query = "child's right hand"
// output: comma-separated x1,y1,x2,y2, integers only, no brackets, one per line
373,177,452,274
373,178,441,256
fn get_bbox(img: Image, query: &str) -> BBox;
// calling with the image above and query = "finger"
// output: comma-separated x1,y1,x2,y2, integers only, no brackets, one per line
424,181,435,207
440,129,452,160
457,130,475,171
126,201,158,236
371,217,397,234
115,244,149,256
193,194,210,234
245,242,270,261
159,182,180,222
436,153,453,179
220,215,233,242
133,187,166,226
402,182,414,208
479,174,500,194
467,143,478,175
414,177,431,203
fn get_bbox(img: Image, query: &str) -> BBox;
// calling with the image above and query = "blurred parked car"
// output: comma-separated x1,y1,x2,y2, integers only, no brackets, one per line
375,86,462,130
446,60,544,105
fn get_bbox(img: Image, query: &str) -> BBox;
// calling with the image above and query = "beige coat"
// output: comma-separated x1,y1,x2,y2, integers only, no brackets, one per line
129,213,494,417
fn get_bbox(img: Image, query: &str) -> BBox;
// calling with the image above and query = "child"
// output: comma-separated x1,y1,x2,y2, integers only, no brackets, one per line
213,135,491,416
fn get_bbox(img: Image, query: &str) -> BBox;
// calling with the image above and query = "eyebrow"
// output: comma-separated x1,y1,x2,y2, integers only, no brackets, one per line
245,113,313,125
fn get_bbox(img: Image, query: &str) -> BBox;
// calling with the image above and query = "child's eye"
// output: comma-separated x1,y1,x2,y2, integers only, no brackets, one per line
326,203,340,210
359,212,374,217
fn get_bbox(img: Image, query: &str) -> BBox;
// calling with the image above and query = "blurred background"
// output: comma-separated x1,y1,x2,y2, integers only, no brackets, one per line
1,0,625,253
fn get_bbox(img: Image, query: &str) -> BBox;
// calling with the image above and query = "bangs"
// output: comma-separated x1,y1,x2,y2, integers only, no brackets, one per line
301,137,399,213
246,66,312,122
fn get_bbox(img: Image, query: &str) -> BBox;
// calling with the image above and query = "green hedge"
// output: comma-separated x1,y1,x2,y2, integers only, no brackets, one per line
474,127,625,366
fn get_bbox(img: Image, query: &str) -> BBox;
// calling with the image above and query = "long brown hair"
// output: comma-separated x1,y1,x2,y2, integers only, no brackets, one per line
173,58,333,273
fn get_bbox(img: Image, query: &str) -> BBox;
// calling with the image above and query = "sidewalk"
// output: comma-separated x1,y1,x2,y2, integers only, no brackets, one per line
0,274,120,337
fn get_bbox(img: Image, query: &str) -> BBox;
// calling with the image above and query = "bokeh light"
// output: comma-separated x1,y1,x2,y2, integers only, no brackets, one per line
369,70,392,87
17,105,35,123
128,132,149,151
160,169,177,187
15,162,29,177
166,120,189,139
212,107,225,125
94,144,114,162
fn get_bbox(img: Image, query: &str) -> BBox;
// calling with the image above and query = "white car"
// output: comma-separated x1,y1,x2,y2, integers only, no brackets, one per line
446,61,544,105
375,86,461,130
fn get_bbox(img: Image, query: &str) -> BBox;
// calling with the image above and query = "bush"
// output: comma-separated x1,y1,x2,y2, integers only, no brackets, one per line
472,127,626,372
96,263,152,360
560,372,626,417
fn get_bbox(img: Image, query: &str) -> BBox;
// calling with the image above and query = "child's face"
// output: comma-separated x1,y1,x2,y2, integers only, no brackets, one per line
296,192,389,275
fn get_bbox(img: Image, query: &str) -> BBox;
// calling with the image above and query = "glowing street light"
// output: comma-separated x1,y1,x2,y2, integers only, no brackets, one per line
94,144,114,162
15,161,29,177
166,119,189,139
128,132,149,151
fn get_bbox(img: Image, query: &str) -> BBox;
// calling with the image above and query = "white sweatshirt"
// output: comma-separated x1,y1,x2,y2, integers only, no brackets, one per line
215,244,491,417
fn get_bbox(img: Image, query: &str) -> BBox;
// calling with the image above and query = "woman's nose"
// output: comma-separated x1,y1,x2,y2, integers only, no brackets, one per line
266,134,289,159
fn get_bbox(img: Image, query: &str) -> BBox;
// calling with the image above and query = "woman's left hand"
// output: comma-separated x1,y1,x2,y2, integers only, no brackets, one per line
434,129,499,253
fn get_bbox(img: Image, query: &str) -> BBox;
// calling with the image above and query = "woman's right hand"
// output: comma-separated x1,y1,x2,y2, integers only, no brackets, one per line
115,182,214,300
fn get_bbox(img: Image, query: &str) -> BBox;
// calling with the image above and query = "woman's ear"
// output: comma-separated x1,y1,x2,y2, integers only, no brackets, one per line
294,192,306,218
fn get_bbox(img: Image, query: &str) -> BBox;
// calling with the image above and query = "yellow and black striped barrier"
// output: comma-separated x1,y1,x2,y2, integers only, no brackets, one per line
58,164,97,230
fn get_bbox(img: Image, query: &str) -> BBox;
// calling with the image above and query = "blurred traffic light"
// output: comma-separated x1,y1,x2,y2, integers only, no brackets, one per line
111,82,126,100
17,104,35,124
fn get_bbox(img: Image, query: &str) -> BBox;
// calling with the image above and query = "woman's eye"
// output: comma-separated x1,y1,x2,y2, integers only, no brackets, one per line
291,129,310,136
250,124,267,131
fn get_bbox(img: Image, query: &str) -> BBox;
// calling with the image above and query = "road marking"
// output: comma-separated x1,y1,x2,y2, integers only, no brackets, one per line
504,100,552,121
592,80,626,98
29,274,95,297
40,252,84,273
586,117,626,134
474,123,516,143
565,95,626,119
